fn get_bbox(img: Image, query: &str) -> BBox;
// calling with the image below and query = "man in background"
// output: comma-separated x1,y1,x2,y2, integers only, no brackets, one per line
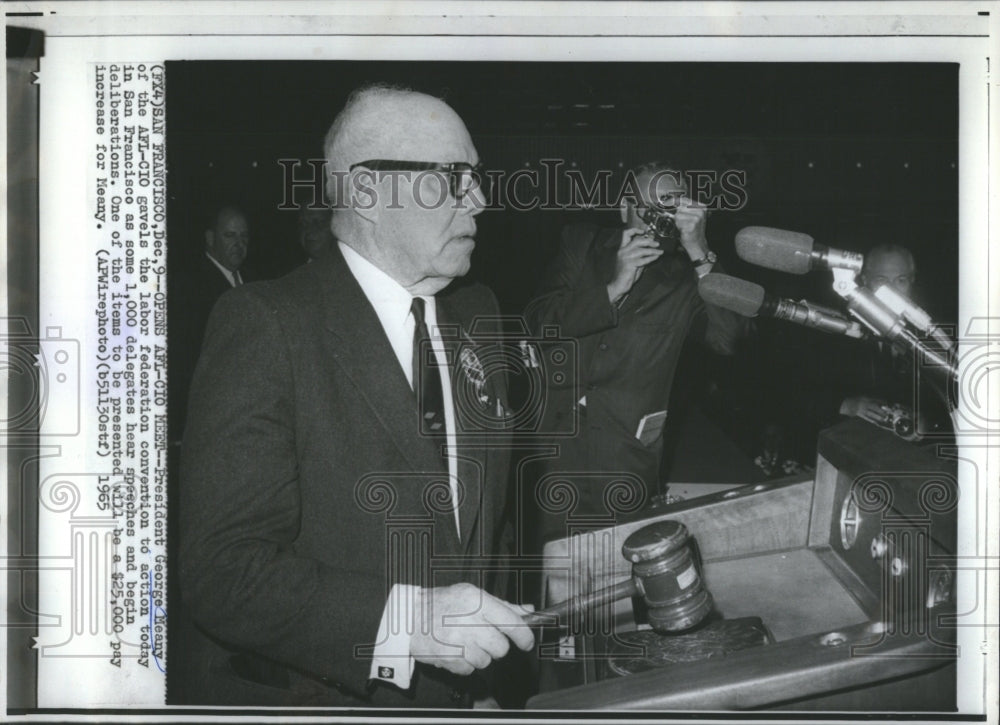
839,243,918,424
836,243,951,439
203,205,251,287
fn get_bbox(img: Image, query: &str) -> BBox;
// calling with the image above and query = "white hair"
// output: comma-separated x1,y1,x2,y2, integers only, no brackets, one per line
323,83,426,208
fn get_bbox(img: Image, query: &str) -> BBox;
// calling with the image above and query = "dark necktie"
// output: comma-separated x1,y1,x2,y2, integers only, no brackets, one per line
411,298,447,442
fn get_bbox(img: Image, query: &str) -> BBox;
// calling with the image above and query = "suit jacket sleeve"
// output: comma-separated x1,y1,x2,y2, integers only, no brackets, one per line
525,223,619,338
178,288,388,694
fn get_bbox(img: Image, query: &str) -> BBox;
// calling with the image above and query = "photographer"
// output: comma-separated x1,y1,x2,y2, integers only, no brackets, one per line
525,161,748,542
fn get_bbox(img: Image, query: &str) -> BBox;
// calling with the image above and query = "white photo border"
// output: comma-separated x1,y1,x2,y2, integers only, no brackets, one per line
3,1,997,721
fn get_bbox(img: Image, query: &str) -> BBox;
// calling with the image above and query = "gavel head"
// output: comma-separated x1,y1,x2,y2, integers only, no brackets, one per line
622,519,713,633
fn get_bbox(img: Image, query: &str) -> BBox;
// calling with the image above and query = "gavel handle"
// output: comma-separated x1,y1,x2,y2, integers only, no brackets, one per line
522,578,640,628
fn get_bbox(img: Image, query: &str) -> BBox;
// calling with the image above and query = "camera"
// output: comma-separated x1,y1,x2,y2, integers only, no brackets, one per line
876,404,918,441
639,204,680,245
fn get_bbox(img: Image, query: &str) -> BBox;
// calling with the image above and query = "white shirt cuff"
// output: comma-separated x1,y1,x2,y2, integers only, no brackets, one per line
369,583,418,690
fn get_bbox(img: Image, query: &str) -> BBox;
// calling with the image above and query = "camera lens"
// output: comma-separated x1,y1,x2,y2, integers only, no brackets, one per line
652,216,679,244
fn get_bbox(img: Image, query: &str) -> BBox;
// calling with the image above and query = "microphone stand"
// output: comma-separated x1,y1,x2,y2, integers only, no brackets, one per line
830,268,958,422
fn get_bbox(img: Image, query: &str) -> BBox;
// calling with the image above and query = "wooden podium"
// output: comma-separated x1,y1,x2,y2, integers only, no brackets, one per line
528,419,957,711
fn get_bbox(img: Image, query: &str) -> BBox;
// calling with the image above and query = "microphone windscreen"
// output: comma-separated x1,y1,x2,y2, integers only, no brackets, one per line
735,226,816,274
698,273,765,317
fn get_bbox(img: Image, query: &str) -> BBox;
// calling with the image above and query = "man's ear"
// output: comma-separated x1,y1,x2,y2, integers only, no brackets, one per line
204,230,214,252
349,167,381,225
620,199,629,225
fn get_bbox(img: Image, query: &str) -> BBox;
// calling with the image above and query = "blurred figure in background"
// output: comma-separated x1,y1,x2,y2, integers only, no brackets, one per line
298,206,336,263
837,243,951,440
839,244,918,425
203,205,252,288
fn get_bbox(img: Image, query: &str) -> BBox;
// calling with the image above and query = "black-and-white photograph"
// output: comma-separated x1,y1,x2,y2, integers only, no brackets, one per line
163,60,962,709
3,4,996,721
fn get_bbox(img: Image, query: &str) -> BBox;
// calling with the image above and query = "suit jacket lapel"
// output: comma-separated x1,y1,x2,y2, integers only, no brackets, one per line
438,293,507,556
436,291,487,553
313,251,445,478
314,250,495,556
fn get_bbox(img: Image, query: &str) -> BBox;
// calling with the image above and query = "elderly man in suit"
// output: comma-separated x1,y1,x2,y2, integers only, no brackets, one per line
525,161,747,542
176,85,534,707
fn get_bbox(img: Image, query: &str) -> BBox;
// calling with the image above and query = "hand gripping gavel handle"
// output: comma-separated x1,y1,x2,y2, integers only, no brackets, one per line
522,577,640,628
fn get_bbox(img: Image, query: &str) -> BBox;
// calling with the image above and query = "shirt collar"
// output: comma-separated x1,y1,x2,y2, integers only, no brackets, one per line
338,241,427,327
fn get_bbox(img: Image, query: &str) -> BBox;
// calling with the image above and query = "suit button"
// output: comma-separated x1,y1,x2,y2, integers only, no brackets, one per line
599,343,609,351
587,384,597,391
450,689,464,703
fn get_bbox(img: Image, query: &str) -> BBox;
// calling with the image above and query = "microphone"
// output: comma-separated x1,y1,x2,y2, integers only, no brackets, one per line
698,273,867,339
872,283,956,353
735,226,864,275
841,284,957,376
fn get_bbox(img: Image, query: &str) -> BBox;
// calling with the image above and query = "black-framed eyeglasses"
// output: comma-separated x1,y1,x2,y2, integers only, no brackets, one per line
349,159,487,200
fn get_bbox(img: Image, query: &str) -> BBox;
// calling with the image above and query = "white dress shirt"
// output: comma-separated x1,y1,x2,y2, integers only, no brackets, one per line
338,242,460,691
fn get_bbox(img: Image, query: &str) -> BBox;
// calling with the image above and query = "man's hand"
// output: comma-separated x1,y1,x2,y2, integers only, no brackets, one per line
673,196,710,260
410,583,535,676
840,395,892,424
607,228,664,304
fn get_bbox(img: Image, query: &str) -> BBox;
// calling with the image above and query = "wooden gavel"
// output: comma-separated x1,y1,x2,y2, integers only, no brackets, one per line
523,519,713,633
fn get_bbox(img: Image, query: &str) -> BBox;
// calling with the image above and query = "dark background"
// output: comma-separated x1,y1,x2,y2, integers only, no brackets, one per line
166,60,958,466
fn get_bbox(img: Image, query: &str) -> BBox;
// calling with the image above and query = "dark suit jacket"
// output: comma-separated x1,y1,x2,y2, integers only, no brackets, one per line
174,248,511,706
525,224,746,524
168,253,254,441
